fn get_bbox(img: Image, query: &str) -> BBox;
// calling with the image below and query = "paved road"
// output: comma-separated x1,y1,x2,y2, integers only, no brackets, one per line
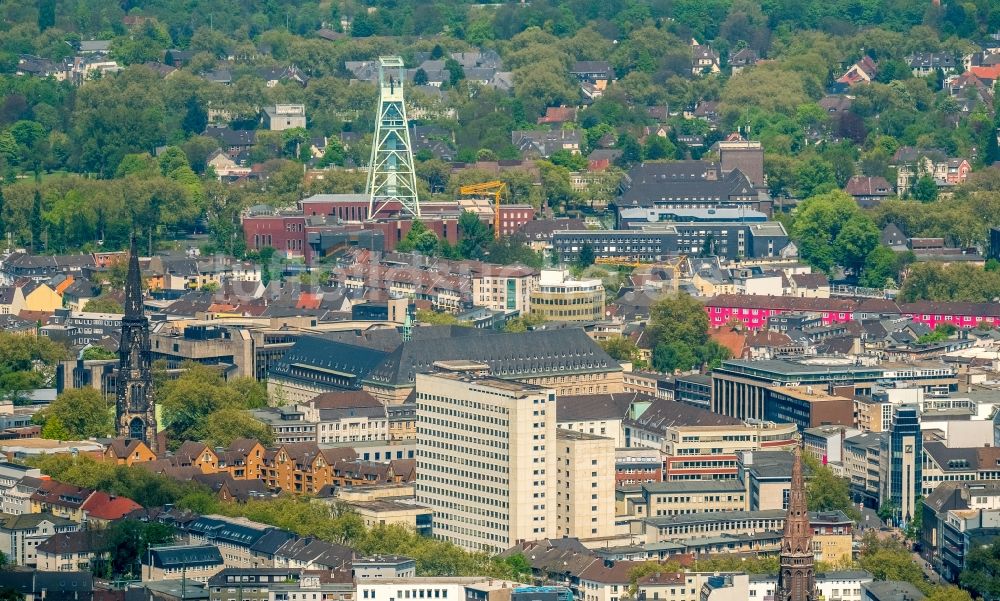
912,550,941,584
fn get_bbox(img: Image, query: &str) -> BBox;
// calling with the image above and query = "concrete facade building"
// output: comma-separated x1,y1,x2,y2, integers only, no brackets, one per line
263,104,306,131
415,372,557,553
555,429,615,539
471,267,538,314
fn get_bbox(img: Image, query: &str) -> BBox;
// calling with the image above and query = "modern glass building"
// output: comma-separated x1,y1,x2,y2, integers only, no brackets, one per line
880,405,922,525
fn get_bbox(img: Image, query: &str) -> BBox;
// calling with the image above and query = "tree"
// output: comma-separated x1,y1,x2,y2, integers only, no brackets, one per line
82,346,117,360
35,388,113,440
615,133,643,167
104,520,174,579
911,175,939,202
577,243,595,268
857,531,931,594
803,452,861,521
204,408,273,447
794,156,838,198
416,309,465,326
31,189,42,253
646,293,727,372
37,0,56,30
925,587,973,601
40,415,71,441
83,295,124,314
457,211,491,260
413,68,429,86
791,191,879,276
600,336,640,362
860,246,908,289
549,150,588,172
961,539,1000,600
505,313,547,333
350,13,377,37
0,332,67,403
159,363,269,446
643,135,676,161
396,221,440,254
181,96,207,136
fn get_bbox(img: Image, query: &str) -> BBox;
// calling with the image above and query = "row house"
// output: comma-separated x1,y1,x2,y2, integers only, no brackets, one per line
187,514,297,568
703,294,1000,331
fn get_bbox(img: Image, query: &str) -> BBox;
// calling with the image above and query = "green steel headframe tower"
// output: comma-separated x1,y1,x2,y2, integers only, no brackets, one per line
367,56,420,219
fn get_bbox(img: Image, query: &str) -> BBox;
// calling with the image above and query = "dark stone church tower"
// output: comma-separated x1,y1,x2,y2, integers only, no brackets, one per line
776,446,816,601
115,236,158,452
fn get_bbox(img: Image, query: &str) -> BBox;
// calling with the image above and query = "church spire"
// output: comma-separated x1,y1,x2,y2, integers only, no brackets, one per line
776,446,816,601
124,235,144,320
116,234,157,453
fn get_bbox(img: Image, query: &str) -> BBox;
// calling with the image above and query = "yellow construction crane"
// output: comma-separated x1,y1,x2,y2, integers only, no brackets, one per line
458,181,508,239
594,255,687,291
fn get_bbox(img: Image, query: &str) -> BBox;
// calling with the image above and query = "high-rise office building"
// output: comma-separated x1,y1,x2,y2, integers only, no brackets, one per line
415,369,557,553
880,404,922,524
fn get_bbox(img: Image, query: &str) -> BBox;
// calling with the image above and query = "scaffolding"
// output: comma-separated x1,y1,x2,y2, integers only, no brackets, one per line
367,56,420,219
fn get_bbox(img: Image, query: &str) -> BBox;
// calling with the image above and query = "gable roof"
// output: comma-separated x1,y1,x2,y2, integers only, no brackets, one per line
36,529,110,555
627,397,742,432
557,392,644,422
81,491,143,520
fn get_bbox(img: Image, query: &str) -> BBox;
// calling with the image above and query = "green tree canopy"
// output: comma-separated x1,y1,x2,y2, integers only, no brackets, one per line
34,388,113,440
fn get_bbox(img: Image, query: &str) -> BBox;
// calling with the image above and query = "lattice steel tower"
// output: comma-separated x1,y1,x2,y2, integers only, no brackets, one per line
367,56,420,219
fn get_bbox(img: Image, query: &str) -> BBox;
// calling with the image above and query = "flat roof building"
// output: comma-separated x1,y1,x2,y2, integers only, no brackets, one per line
415,372,557,553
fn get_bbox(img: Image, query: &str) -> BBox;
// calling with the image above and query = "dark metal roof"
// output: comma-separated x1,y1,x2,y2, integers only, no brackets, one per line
149,544,223,568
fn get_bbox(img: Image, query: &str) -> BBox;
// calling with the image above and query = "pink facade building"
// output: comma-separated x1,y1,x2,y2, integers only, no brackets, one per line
703,294,1000,331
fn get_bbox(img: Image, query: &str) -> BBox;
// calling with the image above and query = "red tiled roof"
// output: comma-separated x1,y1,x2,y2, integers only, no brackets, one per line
81,491,142,520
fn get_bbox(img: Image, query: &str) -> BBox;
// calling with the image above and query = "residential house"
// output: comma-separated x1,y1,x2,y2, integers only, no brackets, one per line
892,147,971,195
186,514,296,568
908,52,957,77
145,544,225,582
511,130,582,158
60,278,99,312
204,127,257,158
263,443,338,494
1,253,95,284
0,287,26,315
305,392,389,444
537,106,579,126
219,438,267,481
729,48,758,73
837,56,877,87
103,438,157,466
844,175,894,208
0,512,79,566
207,149,252,180
258,66,308,87
556,392,644,448
35,529,109,572
691,43,720,75
173,442,221,473
1,474,45,516
192,473,271,503
30,482,92,523
79,491,142,527
579,560,638,601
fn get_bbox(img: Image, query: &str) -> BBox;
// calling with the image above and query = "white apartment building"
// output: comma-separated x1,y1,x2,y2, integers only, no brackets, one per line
471,267,538,314
0,463,41,515
358,577,522,601
556,429,615,539
415,371,557,553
